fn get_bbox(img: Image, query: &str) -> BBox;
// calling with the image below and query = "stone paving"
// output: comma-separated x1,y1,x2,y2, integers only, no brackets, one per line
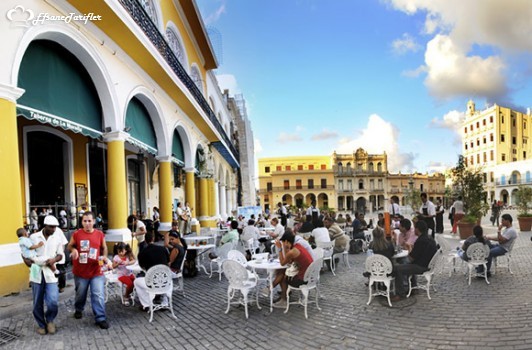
2,214,532,350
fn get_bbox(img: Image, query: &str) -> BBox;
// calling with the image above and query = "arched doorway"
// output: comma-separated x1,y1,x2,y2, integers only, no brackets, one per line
317,193,329,209
282,194,293,206
500,190,509,205
356,197,366,214
128,158,142,216
26,131,69,207
294,194,304,208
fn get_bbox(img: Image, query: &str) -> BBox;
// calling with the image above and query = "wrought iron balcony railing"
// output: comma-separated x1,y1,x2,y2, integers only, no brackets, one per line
118,0,239,161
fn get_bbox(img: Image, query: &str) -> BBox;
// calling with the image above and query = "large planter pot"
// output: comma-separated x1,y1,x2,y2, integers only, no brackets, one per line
458,222,476,239
518,216,532,232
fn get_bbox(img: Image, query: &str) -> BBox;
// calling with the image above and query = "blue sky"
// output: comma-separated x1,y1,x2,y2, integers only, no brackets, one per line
196,0,532,174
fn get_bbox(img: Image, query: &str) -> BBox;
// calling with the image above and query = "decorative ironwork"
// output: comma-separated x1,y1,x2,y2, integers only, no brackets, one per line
118,0,239,162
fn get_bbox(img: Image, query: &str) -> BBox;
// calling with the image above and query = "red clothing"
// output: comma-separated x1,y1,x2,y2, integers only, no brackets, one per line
71,228,105,279
293,244,313,280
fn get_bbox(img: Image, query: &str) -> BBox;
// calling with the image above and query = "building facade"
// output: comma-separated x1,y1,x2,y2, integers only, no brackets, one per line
462,100,532,204
258,149,446,215
258,156,334,212
0,0,251,295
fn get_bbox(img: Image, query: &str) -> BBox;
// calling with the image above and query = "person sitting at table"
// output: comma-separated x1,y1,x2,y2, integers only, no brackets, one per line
483,213,518,276
112,242,136,306
289,228,314,260
298,215,315,236
168,231,187,274
376,213,385,229
352,213,368,240
271,231,313,309
368,227,394,260
323,217,349,254
241,219,260,259
209,220,239,259
309,219,330,248
395,218,417,252
260,217,284,254
134,232,170,311
458,225,487,261
391,221,437,301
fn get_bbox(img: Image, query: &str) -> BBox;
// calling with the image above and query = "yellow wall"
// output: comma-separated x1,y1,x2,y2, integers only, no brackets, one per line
0,264,30,296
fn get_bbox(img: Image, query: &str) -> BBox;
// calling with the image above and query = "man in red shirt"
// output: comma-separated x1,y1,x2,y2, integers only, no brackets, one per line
67,211,110,329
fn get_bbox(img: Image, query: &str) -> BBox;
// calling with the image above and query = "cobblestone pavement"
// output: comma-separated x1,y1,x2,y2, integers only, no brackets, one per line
2,216,532,350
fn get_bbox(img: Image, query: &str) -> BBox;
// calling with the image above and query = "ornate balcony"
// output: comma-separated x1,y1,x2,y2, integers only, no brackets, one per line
118,0,239,165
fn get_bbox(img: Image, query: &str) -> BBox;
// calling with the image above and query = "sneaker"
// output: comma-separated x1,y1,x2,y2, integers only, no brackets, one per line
74,311,82,319
273,299,287,309
46,322,56,335
36,327,46,335
260,287,270,298
95,320,110,329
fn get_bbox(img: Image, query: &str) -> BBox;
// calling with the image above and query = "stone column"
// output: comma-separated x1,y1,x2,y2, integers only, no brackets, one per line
156,156,172,233
219,183,227,219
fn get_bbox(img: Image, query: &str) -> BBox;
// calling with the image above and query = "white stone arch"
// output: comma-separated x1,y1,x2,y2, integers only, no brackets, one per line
124,87,169,156
11,24,120,131
208,96,216,113
164,21,189,71
189,63,204,94
22,125,75,216
171,121,194,168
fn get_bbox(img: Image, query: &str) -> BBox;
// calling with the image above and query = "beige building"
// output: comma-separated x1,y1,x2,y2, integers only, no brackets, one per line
258,149,446,215
462,100,532,203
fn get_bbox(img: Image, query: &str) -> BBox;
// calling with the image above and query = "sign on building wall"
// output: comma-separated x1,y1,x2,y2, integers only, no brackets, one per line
237,206,262,220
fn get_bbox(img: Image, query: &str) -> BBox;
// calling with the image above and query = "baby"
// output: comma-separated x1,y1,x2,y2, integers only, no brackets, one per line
17,228,58,273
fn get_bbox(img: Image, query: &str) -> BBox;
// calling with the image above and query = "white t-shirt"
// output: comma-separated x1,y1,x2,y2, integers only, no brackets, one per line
452,200,464,215
136,220,146,243
311,227,331,243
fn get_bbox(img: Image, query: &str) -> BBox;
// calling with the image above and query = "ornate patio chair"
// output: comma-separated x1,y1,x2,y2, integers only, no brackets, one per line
222,260,261,319
172,250,187,296
284,258,323,319
332,239,351,270
316,241,336,276
145,264,177,322
493,238,517,275
435,234,463,277
466,243,490,285
365,254,395,307
209,242,234,281
407,248,440,300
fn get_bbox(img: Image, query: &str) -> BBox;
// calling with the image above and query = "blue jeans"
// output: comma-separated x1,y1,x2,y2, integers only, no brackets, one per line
487,245,507,272
74,275,106,322
31,277,59,329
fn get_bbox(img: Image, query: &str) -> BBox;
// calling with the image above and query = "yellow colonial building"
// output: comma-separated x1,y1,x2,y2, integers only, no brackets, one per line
462,100,532,204
258,156,335,212
259,149,446,215
0,0,246,295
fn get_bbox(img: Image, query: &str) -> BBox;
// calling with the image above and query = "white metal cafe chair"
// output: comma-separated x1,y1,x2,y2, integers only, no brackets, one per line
209,242,234,281
172,250,187,296
222,260,261,319
407,248,440,300
316,241,336,276
493,238,516,275
365,254,395,307
332,239,351,270
145,264,177,323
435,234,463,277
465,243,490,285
284,258,323,319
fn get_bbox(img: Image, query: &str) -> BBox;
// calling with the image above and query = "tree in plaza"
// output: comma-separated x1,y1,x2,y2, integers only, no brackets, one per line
450,155,489,223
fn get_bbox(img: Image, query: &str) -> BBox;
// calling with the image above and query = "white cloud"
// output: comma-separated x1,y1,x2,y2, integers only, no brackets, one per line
426,161,452,174
335,114,416,172
402,65,427,78
311,128,338,141
430,109,465,145
277,132,302,144
204,3,226,25
424,35,507,100
391,33,421,55
216,74,240,94
385,0,532,100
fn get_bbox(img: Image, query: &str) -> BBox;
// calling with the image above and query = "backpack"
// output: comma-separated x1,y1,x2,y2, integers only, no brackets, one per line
349,239,363,254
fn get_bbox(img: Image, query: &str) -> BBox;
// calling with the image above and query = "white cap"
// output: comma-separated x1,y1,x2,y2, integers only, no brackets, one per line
43,215,59,226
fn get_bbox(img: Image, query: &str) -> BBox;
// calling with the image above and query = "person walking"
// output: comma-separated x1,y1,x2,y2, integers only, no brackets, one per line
67,211,110,329
23,216,66,335
451,196,465,234
417,193,436,238
490,200,501,226
434,200,444,234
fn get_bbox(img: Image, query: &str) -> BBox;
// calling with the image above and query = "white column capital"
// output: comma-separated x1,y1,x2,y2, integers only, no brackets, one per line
184,167,197,173
156,155,173,163
0,83,25,102
104,130,130,142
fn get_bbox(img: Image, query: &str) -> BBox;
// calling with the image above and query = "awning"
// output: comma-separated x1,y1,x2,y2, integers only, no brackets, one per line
125,97,158,156
17,105,102,139
211,141,239,168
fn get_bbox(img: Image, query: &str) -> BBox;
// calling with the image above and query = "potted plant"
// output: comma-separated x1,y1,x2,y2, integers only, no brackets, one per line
450,156,489,239
516,184,532,231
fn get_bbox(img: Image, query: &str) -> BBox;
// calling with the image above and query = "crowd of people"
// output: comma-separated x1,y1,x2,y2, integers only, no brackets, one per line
18,193,518,334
